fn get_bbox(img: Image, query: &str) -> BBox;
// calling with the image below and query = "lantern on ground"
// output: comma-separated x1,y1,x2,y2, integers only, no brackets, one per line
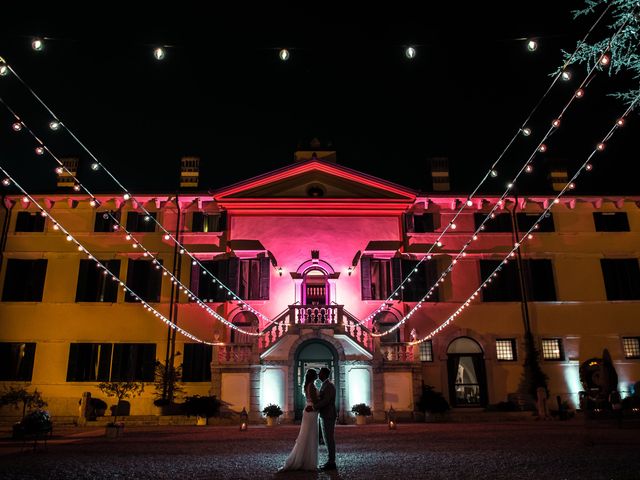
388,405,397,430
240,407,248,431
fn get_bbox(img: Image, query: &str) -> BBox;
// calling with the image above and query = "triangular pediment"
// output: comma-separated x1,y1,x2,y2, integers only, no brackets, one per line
213,160,416,200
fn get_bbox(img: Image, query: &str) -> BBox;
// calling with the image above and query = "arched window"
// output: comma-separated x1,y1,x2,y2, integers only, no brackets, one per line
372,311,400,343
302,268,328,305
230,311,258,344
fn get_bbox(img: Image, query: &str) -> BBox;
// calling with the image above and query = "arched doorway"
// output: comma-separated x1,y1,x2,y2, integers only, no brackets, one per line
447,337,488,407
302,268,329,305
293,340,339,420
230,311,258,344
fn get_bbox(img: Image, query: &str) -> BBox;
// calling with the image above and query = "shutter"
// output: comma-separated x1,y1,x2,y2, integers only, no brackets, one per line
217,211,227,231
126,212,138,231
391,257,402,298
149,260,162,302
259,256,271,300
426,259,439,302
75,260,90,302
66,344,79,381
360,256,372,300
190,261,201,298
227,257,240,296
31,260,47,302
403,213,414,234
192,212,204,232
104,260,120,302
214,259,229,301
97,344,112,381
125,260,137,302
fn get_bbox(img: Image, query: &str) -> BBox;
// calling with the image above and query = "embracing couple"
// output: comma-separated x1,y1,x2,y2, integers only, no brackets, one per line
279,367,337,472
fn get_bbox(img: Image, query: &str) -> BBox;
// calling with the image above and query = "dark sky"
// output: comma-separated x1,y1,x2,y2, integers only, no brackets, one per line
0,2,637,196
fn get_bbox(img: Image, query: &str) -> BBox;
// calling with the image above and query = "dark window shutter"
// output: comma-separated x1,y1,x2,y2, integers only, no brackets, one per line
213,259,229,301
33,214,45,232
218,211,227,231
391,257,402,295
126,212,138,231
227,257,240,296
190,262,201,297
360,256,372,300
192,212,204,232
15,212,31,232
97,344,112,381
526,259,556,301
75,260,90,302
403,213,414,234
29,260,47,301
103,260,120,302
259,256,271,300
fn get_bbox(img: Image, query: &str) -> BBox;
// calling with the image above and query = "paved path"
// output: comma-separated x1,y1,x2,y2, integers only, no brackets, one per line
1,421,639,479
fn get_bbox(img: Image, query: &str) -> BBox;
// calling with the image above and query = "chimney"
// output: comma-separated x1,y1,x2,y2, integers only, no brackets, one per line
57,158,79,188
548,164,568,192
430,157,450,192
180,156,200,188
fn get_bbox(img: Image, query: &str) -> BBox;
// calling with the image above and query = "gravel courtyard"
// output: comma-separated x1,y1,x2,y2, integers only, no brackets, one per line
1,421,639,479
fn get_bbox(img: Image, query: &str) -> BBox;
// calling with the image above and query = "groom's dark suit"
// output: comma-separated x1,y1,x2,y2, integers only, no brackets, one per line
314,379,337,465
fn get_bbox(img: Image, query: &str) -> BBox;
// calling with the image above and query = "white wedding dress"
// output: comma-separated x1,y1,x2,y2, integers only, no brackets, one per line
281,384,319,471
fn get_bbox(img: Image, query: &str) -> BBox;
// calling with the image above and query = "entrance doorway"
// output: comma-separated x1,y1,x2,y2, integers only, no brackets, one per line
447,337,488,407
294,340,339,420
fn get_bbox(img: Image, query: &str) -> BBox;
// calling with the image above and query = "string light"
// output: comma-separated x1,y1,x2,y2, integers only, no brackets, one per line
1,178,10,186
552,119,561,128
405,47,416,59
599,53,610,66
521,127,532,136
31,38,44,51
538,144,547,153
575,89,585,98
12,122,22,131
35,146,45,155
597,142,606,151
0,65,8,77
490,169,498,178
526,39,538,52
525,164,533,173
279,49,290,61
91,162,100,171
49,121,61,131
561,71,571,81
153,48,166,60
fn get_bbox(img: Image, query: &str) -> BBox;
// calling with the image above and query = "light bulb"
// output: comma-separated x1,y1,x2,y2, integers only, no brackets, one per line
123,193,131,200
522,127,532,136
527,39,538,52
279,49,290,61
73,184,81,191
12,122,22,131
525,164,533,173
179,248,185,254
55,167,63,174
164,234,170,240
2,178,10,186
450,223,457,230
575,89,584,98
53,224,59,230
154,47,166,60
585,163,593,171
22,196,29,203
66,235,73,241
436,241,442,247
538,144,547,153
405,46,416,59
0,65,8,76
490,169,498,178
552,119,561,128
597,142,605,151
599,54,610,66
89,200,97,207
35,146,45,155
466,199,473,207
616,118,625,127
49,121,61,131
125,234,132,241
32,38,44,51
91,162,99,171
568,182,576,190
561,71,571,81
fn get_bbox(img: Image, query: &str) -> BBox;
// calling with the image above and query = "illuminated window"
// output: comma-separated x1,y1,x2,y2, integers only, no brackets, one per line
622,337,640,359
419,341,433,362
541,338,563,361
496,339,517,361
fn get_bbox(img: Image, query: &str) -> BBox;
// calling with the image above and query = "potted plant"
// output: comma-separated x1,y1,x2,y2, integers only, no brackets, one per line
153,359,185,415
417,384,449,422
182,395,221,425
351,403,372,425
262,403,283,426
97,381,144,437
0,386,47,421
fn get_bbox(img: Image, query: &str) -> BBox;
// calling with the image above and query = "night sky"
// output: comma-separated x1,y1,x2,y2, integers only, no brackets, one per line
0,2,637,196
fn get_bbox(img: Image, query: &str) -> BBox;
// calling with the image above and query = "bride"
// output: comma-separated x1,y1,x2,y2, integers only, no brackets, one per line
280,368,319,471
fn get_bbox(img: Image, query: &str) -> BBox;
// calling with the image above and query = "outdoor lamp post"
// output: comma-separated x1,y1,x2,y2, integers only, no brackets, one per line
240,407,248,431
388,406,397,430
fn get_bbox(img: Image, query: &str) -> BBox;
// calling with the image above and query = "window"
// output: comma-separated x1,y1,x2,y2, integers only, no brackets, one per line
622,337,640,359
125,259,162,302
0,343,36,381
125,212,156,232
517,213,555,232
404,213,435,234
480,260,521,302
76,260,121,302
66,343,112,381
541,338,563,361
370,259,392,300
475,212,512,232
94,211,121,232
594,212,630,232
402,259,440,301
182,344,213,381
15,212,45,232
190,257,269,301
600,259,640,301
481,259,555,302
110,343,156,381
419,341,433,362
192,212,227,232
496,339,517,361
2,259,47,302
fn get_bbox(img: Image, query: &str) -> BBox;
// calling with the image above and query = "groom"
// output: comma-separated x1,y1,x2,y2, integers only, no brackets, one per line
306,366,337,470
